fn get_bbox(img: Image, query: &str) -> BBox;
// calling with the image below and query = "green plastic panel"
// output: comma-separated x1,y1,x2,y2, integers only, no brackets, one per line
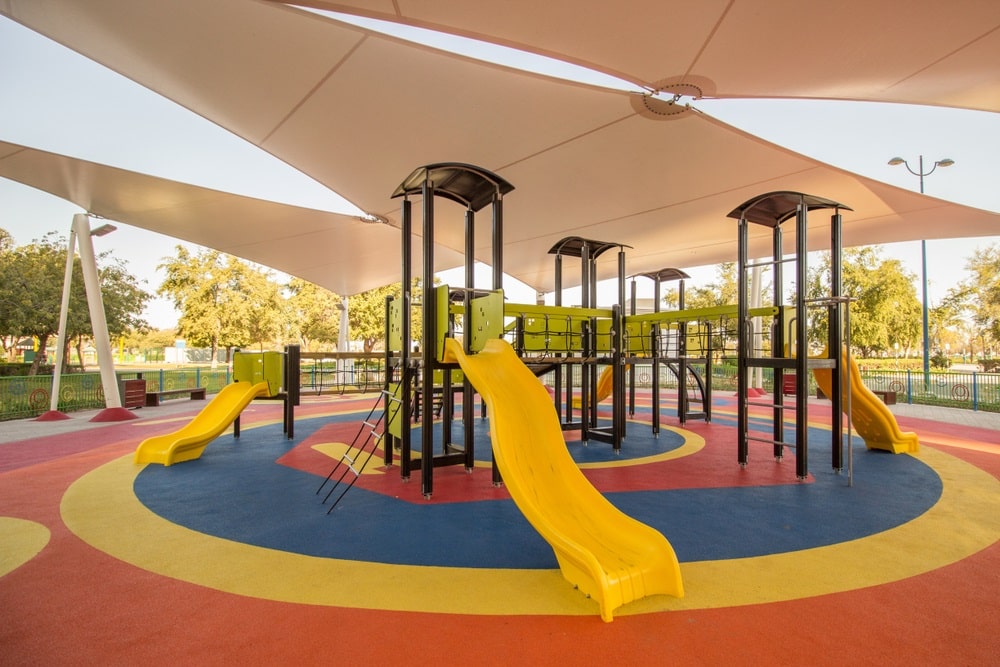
388,298,404,353
435,285,450,362
625,320,652,355
232,350,282,396
595,318,614,353
520,313,584,353
387,382,403,439
468,289,504,352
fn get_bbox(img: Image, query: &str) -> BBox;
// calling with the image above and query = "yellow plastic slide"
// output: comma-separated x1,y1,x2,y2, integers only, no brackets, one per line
134,381,271,466
443,338,683,622
812,351,919,455
571,364,616,408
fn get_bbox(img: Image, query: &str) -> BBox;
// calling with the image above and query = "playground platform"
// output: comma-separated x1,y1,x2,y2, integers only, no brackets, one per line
1,390,997,664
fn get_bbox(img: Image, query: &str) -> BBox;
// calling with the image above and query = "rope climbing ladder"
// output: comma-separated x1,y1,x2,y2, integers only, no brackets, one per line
316,388,403,512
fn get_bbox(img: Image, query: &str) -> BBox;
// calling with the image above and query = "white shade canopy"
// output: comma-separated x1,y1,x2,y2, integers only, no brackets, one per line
2,0,998,295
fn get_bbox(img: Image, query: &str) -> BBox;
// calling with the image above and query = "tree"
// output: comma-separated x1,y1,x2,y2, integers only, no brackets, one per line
944,244,1000,358
0,234,68,372
0,229,20,360
805,247,921,357
347,280,426,353
68,253,151,371
348,283,403,353
0,232,151,373
286,277,341,351
684,262,740,310
158,247,285,365
659,287,680,311
683,262,768,355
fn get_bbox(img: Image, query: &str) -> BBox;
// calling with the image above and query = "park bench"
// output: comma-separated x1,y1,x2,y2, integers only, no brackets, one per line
816,386,897,405
871,389,897,405
145,386,207,407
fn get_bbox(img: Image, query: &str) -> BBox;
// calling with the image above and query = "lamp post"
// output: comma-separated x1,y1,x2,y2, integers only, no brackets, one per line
37,214,137,422
887,155,955,392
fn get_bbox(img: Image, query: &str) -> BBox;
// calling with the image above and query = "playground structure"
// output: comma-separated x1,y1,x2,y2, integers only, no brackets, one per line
361,166,921,495
315,163,924,621
731,192,854,479
627,268,705,429
373,165,727,498
134,346,300,466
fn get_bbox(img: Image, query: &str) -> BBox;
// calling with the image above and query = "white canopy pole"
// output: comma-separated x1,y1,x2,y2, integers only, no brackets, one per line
38,228,78,420
72,213,134,421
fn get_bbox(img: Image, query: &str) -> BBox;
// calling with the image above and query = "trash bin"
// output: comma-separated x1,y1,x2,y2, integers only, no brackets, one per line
119,379,146,409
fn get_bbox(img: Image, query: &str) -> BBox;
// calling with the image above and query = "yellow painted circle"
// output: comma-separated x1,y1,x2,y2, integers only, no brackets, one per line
0,517,50,576
60,439,999,618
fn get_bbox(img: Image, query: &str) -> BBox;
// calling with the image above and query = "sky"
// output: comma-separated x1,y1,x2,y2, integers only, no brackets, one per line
1,15,999,330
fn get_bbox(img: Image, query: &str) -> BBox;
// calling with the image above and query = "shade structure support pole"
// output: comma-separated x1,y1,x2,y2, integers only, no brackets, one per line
73,214,135,422
40,228,78,420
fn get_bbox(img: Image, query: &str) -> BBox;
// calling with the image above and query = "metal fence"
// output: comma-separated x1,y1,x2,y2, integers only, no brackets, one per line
0,368,233,421
297,355,388,396
2,360,997,421
577,363,1000,413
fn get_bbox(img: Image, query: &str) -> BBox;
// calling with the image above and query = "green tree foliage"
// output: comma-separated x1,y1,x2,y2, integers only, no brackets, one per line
659,287,680,310
944,244,1000,357
348,283,403,353
0,232,150,373
158,247,284,364
805,247,921,356
126,327,177,351
286,277,341,351
346,280,425,353
684,262,739,309
683,263,767,354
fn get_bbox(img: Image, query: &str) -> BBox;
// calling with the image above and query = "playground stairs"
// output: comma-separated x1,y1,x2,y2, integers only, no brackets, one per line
670,362,710,423
316,389,401,513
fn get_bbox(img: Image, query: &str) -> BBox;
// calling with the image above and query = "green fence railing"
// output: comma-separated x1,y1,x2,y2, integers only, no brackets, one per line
564,363,1000,413
0,369,232,421
2,362,997,422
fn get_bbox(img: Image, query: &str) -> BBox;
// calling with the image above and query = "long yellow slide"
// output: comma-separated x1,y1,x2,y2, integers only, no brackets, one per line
443,338,683,622
813,350,919,454
134,381,271,466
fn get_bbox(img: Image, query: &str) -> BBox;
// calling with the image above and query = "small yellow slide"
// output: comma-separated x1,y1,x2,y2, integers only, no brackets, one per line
572,364,616,408
134,381,271,466
813,350,919,455
444,338,683,622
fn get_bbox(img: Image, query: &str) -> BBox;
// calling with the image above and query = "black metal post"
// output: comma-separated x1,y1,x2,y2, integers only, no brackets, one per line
421,180,435,498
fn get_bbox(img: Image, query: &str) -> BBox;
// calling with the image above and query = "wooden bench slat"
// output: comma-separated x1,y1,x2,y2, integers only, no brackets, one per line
145,387,207,407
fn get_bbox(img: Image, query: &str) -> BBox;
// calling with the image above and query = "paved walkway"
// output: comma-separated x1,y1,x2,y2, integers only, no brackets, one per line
0,400,208,445
887,402,1000,430
3,395,996,446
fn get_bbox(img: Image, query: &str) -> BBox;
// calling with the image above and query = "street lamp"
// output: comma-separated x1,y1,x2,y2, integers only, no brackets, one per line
887,155,955,391
37,214,136,422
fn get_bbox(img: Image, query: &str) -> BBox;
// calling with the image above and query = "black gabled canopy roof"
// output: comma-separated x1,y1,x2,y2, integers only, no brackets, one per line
548,236,631,259
727,191,853,227
391,162,515,213
634,268,692,283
